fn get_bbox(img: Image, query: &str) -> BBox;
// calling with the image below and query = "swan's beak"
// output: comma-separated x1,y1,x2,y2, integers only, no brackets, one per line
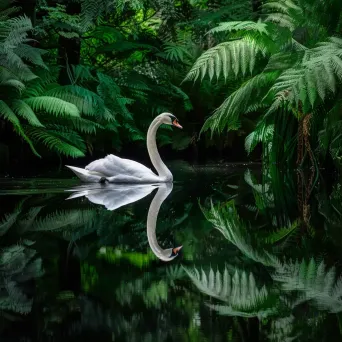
172,246,183,254
172,120,183,129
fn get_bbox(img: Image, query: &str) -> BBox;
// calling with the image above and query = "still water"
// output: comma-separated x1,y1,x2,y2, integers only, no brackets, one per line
0,163,341,341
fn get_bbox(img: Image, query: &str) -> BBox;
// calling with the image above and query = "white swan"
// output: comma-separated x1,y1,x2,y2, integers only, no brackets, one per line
65,183,182,261
66,113,183,183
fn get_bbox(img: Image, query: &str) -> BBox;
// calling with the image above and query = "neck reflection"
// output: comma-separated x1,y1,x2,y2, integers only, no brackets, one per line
65,182,181,261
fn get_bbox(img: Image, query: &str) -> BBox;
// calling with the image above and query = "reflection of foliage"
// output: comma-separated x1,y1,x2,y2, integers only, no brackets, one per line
81,262,98,293
267,315,297,342
185,266,276,318
201,200,281,268
97,246,156,268
115,265,184,309
186,168,342,341
3,168,342,341
273,258,342,313
43,291,80,329
0,199,25,236
0,241,43,315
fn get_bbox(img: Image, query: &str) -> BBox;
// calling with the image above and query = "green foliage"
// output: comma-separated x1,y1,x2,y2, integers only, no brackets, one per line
184,265,275,318
185,0,342,167
97,246,156,268
0,242,44,315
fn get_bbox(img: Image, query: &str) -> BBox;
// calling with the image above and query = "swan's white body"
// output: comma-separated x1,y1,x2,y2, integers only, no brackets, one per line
65,182,181,261
66,113,182,183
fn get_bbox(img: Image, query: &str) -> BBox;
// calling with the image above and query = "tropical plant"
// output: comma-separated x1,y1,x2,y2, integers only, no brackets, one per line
184,0,342,168
184,265,276,318
0,241,44,315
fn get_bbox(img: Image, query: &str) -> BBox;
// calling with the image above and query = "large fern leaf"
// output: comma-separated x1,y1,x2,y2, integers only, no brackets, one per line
273,258,342,313
24,96,80,117
28,209,96,232
201,200,281,267
11,99,44,127
208,20,268,35
184,265,276,318
201,71,279,135
0,100,40,156
45,85,105,117
26,127,85,158
184,39,266,82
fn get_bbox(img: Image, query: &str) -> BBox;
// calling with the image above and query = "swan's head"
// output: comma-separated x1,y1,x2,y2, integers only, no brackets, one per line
158,112,183,129
156,245,183,262
171,246,183,257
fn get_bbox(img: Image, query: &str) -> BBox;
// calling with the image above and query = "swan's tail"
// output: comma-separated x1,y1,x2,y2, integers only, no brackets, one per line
65,165,105,183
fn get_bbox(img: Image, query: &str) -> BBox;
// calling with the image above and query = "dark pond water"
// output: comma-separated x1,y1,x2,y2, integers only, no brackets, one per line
0,163,342,341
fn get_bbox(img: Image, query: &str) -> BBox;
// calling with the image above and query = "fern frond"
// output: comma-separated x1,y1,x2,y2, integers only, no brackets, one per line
24,96,80,117
0,101,40,157
0,99,20,125
201,200,281,268
185,265,275,318
0,15,32,49
169,84,193,111
208,20,268,35
201,72,279,136
0,200,24,236
263,220,299,244
26,127,85,158
266,41,342,114
14,44,48,69
45,125,86,153
0,78,25,91
0,5,20,20
70,117,103,134
245,121,274,154
184,39,266,82
12,99,44,127
262,0,303,31
45,85,105,116
29,209,96,231
273,258,342,313
162,42,192,62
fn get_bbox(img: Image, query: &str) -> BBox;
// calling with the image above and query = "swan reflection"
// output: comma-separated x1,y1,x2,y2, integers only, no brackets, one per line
65,183,182,261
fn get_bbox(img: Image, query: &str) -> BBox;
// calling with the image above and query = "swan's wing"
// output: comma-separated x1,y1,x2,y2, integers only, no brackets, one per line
66,184,158,211
85,154,158,180
87,184,157,210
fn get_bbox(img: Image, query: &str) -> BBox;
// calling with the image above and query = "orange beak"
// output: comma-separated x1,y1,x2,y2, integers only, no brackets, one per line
172,246,183,254
172,119,183,129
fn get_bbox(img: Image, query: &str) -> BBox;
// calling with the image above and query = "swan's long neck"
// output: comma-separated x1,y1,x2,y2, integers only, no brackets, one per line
147,118,172,180
147,183,174,261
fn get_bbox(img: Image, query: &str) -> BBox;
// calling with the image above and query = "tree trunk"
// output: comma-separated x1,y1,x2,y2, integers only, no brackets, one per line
57,1,81,85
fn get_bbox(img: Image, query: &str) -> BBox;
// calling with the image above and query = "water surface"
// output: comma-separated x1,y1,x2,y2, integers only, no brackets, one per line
0,165,341,341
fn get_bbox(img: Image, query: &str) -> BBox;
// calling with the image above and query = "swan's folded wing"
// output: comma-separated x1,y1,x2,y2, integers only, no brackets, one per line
86,184,157,210
85,154,157,180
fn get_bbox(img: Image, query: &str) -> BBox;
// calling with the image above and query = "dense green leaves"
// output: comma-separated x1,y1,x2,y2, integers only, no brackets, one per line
185,0,342,167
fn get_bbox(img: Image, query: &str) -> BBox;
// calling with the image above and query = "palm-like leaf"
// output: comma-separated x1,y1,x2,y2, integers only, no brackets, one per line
184,265,276,318
201,200,281,267
273,258,342,313
25,127,85,158
208,20,268,35
24,96,80,118
0,242,44,315
28,209,96,232
184,39,266,82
